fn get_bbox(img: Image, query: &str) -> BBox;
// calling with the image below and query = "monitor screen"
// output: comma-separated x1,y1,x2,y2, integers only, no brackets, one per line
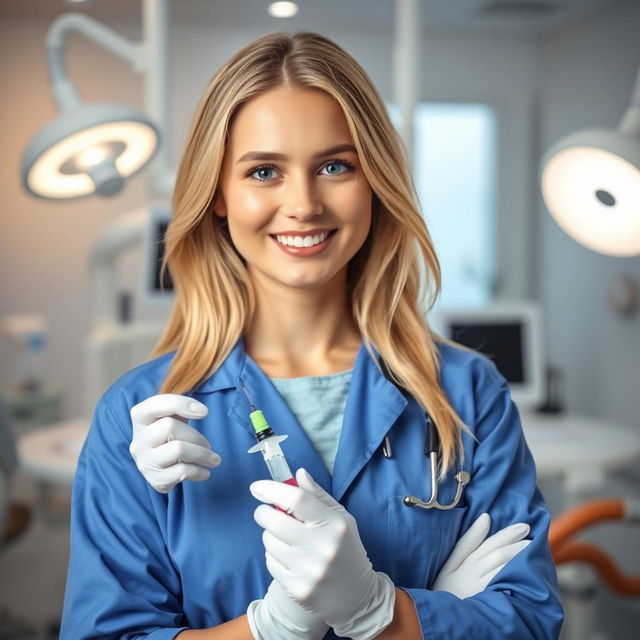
449,321,525,384
141,206,174,303
151,219,173,293
434,302,545,410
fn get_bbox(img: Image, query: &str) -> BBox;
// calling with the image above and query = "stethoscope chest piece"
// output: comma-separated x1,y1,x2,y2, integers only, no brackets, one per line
403,466,470,510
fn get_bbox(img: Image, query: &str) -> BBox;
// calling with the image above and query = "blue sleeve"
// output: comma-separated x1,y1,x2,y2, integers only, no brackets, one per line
403,368,564,639
59,392,190,640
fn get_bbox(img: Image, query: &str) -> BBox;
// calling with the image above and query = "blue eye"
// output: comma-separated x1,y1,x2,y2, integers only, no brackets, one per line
253,166,276,181
246,160,355,182
324,162,349,175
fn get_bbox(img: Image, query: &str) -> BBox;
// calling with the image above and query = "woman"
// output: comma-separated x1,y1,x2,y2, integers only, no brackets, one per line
60,31,563,639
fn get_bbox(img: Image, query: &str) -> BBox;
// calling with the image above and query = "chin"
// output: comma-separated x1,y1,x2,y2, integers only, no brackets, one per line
276,269,336,290
280,276,329,290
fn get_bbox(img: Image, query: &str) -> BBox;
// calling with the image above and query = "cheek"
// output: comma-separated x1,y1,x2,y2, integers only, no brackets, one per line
226,189,274,234
341,188,373,240
227,180,272,215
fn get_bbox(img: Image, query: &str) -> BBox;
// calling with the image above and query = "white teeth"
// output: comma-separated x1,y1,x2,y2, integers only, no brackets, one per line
275,231,330,248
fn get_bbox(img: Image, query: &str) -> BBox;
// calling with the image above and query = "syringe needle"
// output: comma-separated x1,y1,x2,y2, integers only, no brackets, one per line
238,376,257,411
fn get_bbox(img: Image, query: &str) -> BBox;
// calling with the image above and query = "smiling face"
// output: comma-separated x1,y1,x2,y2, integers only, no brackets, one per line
213,86,373,293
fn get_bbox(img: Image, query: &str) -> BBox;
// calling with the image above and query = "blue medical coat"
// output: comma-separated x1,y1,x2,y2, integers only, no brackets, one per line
60,338,563,639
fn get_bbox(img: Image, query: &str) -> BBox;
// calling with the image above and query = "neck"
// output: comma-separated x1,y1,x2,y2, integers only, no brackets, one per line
244,269,361,377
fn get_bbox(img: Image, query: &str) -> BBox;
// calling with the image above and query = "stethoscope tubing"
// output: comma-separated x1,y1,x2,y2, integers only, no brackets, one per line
378,358,470,510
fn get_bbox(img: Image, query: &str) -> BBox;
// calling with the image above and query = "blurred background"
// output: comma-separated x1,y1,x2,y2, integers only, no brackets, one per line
0,0,639,638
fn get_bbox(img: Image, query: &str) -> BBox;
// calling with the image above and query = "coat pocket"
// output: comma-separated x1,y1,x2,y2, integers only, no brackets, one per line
383,496,467,589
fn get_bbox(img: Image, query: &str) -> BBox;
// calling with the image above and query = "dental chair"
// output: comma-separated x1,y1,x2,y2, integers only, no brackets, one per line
550,497,640,640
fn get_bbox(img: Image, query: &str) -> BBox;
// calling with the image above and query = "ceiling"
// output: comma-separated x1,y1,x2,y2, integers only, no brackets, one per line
0,0,626,35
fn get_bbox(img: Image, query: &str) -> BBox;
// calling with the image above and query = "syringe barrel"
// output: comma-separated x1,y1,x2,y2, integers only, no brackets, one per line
259,437,295,483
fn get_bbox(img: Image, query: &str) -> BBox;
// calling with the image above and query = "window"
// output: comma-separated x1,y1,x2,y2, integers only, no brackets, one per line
387,103,497,311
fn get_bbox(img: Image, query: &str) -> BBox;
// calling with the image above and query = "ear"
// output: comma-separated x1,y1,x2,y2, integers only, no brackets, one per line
211,190,227,219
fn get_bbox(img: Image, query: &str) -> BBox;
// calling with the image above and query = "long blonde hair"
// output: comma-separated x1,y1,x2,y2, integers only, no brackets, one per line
150,31,471,477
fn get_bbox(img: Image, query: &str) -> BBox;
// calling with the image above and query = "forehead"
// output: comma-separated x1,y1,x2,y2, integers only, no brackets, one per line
226,87,353,157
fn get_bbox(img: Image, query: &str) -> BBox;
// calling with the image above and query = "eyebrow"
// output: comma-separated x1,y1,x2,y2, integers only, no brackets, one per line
236,143,357,164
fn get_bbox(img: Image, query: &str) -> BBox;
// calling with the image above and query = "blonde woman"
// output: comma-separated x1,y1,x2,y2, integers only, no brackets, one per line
60,32,563,640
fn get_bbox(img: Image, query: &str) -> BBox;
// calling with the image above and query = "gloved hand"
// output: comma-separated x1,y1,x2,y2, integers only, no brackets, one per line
247,579,329,640
129,393,221,494
432,512,531,598
250,467,396,640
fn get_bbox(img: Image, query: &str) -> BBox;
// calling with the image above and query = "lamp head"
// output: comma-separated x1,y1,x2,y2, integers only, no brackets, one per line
22,102,159,200
540,127,640,257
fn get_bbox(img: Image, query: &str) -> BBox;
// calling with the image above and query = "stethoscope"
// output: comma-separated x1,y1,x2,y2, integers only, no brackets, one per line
379,358,470,510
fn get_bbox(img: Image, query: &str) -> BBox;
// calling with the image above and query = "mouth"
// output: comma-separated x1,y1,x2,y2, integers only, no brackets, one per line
269,229,338,248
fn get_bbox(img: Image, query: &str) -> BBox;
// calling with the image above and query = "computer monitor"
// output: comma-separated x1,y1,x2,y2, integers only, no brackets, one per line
432,301,545,410
141,205,174,303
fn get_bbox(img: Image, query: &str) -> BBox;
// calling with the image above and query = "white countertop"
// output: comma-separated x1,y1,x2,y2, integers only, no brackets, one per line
17,411,640,490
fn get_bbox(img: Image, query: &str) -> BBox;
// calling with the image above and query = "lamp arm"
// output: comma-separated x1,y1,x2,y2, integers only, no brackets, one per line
89,208,150,327
618,66,640,134
393,0,422,171
45,12,144,111
141,0,174,196
629,67,640,108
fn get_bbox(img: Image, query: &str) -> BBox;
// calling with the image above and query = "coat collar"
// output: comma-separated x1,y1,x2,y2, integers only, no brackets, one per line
193,337,407,501
330,342,407,501
192,339,247,394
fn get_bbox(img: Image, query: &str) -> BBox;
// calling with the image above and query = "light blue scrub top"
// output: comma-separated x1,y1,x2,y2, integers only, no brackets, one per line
269,369,352,473
60,338,563,640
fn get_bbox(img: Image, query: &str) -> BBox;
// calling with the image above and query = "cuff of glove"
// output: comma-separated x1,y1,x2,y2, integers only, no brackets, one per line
247,597,329,640
332,571,396,640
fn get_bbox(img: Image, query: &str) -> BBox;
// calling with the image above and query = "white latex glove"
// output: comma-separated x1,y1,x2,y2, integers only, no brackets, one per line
432,512,531,599
129,393,221,494
250,467,395,640
247,579,329,640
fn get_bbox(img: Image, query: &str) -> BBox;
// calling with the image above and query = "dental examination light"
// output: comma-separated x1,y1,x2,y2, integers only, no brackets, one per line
540,67,640,257
22,9,166,200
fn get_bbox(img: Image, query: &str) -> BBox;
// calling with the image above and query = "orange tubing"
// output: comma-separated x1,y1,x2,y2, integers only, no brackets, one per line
553,540,640,596
549,498,640,596
549,498,624,549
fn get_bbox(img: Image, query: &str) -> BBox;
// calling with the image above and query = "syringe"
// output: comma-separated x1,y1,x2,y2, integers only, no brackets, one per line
240,378,298,487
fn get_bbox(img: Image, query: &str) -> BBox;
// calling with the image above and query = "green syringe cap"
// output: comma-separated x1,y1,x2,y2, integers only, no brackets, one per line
249,409,270,434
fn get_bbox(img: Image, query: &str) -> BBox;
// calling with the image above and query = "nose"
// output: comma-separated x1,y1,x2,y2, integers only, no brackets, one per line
281,173,324,221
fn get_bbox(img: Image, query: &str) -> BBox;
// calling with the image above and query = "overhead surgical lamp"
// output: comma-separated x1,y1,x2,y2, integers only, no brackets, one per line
22,9,168,200
540,68,640,257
